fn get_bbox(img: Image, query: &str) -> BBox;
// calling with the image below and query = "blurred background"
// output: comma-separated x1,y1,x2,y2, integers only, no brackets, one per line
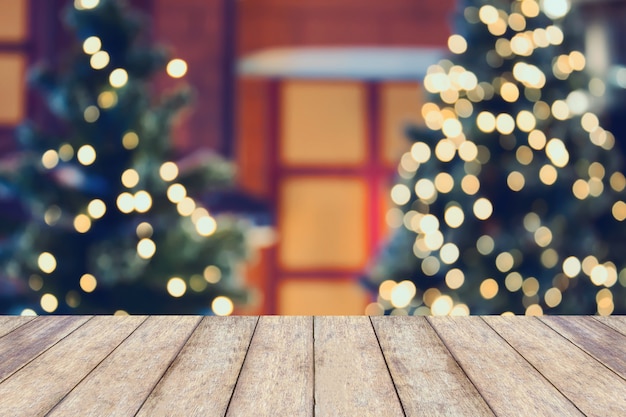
1,0,626,315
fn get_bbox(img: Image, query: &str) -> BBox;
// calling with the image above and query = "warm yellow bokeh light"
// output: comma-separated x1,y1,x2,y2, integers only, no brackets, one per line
448,34,468,54
473,197,493,220
435,139,456,162
166,59,188,78
98,91,118,109
500,82,519,102
203,265,222,284
74,214,92,233
134,191,152,213
212,296,234,316
137,238,156,259
109,68,129,88
116,192,134,213
522,277,540,296
82,36,101,54
84,105,100,123
461,175,480,195
507,171,525,191
391,184,411,205
476,111,496,133
496,252,515,273
612,201,626,221
539,164,558,185
196,216,217,236
479,5,499,24
445,268,465,290
545,138,568,167
90,51,110,70
38,252,57,274
415,179,436,201
77,145,96,166
80,274,97,293
167,277,187,297
505,272,523,292
122,131,139,149
411,142,431,163
40,293,59,313
167,183,187,204
431,295,454,316
136,222,153,238
563,256,581,277
177,197,196,216
42,150,59,169
159,161,179,182
480,278,499,299
121,168,140,188
476,235,495,255
444,205,464,228
435,172,454,193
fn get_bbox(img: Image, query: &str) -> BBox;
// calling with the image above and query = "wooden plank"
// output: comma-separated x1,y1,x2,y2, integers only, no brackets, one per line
371,316,494,416
0,316,35,338
313,316,404,417
541,316,626,380
484,316,626,416
428,317,583,416
226,316,313,416
137,316,258,417
0,316,90,383
46,315,201,417
595,316,626,336
0,316,145,417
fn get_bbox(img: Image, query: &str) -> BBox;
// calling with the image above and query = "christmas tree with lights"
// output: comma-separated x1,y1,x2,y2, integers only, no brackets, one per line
363,0,626,315
0,0,252,315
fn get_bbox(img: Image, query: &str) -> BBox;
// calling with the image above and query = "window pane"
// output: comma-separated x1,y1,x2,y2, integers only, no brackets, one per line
381,82,423,165
0,53,26,125
281,81,366,166
279,177,367,269
0,0,28,42
279,279,368,315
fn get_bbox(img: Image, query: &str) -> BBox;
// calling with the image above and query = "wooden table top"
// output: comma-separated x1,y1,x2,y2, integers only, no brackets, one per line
0,316,625,416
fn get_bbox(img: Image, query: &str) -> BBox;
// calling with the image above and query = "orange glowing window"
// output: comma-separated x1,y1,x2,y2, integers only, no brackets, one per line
0,0,28,42
381,82,423,165
281,81,366,166
279,279,369,315
0,54,26,125
279,177,367,270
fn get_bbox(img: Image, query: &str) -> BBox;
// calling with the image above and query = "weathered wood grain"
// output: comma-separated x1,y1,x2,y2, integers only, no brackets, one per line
0,316,90,383
484,316,626,416
314,316,404,417
46,315,201,417
226,316,313,417
0,316,145,417
541,316,626,380
0,316,35,338
137,316,258,417
429,316,583,416
371,316,494,417
595,316,626,336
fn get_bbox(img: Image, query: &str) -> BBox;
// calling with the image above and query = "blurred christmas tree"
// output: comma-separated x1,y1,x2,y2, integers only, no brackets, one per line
363,0,626,315
0,0,253,315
